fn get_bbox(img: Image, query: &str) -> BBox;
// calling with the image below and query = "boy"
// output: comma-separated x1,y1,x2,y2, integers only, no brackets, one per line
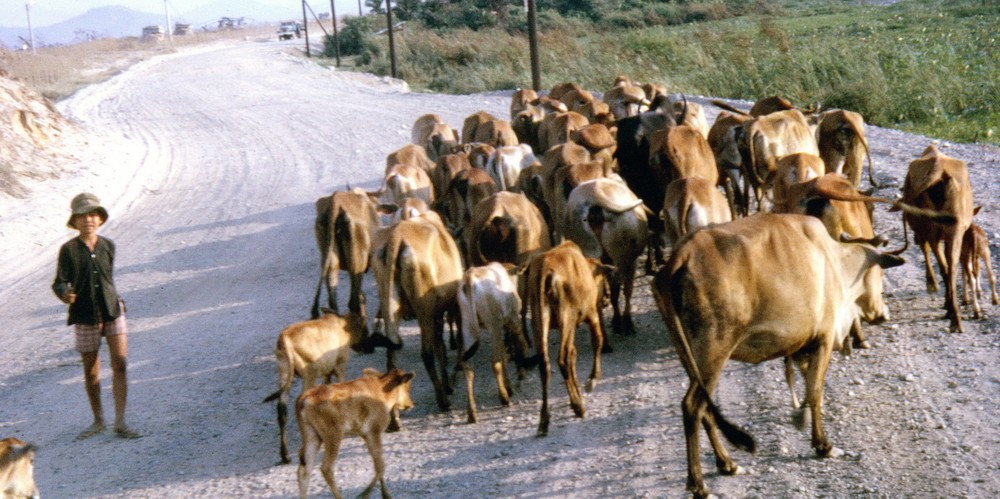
52,193,140,440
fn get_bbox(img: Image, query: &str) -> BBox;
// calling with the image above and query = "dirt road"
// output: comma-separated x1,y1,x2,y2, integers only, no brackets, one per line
1,40,998,498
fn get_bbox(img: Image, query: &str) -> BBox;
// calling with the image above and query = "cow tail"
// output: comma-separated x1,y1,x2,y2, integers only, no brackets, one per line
746,127,767,188
859,127,878,188
263,336,294,403
654,269,756,454
888,213,912,256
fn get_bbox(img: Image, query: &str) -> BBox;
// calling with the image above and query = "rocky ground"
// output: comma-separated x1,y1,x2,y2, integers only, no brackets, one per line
0,37,998,499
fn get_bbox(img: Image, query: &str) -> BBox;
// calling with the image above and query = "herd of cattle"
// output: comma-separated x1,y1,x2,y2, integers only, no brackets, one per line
3,79,997,499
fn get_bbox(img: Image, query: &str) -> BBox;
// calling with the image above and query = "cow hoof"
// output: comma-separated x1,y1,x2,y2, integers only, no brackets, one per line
585,378,598,392
853,338,870,350
824,446,845,458
386,420,403,433
601,343,614,354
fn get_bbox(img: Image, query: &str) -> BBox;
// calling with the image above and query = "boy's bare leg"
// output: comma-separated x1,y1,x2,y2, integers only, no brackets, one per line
78,351,105,439
107,334,140,438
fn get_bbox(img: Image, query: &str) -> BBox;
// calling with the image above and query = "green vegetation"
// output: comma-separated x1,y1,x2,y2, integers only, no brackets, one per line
328,0,998,145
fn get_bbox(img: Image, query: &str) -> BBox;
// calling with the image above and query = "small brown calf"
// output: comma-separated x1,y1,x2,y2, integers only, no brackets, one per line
263,309,367,464
961,218,999,319
0,437,38,499
296,368,415,499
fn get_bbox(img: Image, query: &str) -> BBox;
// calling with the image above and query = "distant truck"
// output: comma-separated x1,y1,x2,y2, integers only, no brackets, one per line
277,21,302,41
142,25,165,41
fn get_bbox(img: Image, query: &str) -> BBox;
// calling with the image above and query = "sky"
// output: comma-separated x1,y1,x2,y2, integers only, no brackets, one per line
1,0,371,28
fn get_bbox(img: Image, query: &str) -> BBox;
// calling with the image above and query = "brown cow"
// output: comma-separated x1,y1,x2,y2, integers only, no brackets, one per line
311,189,380,330
894,144,974,332
538,111,590,154
570,123,617,172
603,81,649,121
661,176,732,248
465,191,552,268
385,143,435,178
0,437,38,499
675,101,710,139
652,213,906,499
648,123,719,188
262,309,367,464
563,177,649,337
412,113,444,145
783,173,960,352
961,215,998,319
462,110,496,144
296,368,415,499
770,152,825,214
510,88,538,121
456,262,536,423
742,109,819,212
816,109,876,188
707,110,753,216
370,213,464,412
384,162,434,207
524,241,612,436
473,119,519,148
486,144,537,192
434,167,498,234
430,152,472,202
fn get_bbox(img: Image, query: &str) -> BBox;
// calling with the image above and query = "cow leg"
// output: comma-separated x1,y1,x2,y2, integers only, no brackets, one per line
536,311,552,437
463,359,478,424
681,382,710,498
944,236,964,333
276,390,291,464
784,357,801,411
803,347,843,458
585,313,604,393
490,323,512,406
610,273,624,337
557,323,585,419
985,252,1000,306
919,240,940,293
849,316,870,351
622,263,638,336
421,317,452,411
359,431,387,499
318,432,344,499
296,421,324,499
964,256,981,319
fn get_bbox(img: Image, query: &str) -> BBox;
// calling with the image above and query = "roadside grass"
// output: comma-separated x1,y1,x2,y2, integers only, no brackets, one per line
355,0,998,146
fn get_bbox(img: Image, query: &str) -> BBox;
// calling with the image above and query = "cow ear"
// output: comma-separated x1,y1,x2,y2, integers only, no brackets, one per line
875,252,905,270
973,205,982,216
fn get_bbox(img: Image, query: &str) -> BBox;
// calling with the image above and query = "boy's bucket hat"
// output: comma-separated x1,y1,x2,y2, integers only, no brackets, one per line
67,192,108,228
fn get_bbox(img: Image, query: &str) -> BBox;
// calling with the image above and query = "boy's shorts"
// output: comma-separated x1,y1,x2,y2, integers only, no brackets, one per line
74,313,127,353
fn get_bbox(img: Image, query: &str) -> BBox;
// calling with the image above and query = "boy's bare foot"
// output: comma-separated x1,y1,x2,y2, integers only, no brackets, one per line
76,422,106,440
114,425,142,439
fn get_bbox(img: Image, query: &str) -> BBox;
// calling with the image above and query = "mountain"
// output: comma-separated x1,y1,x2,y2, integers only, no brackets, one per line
0,1,302,50
0,6,160,48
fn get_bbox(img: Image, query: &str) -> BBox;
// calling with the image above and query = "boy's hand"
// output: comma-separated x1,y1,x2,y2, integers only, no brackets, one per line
62,291,77,304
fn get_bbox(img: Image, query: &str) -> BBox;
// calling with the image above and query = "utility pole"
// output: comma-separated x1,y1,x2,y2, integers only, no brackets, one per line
358,0,363,16
527,0,540,91
385,0,397,78
25,1,36,55
163,0,174,46
330,0,341,66
302,0,311,57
